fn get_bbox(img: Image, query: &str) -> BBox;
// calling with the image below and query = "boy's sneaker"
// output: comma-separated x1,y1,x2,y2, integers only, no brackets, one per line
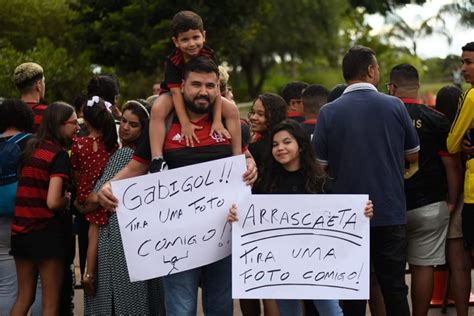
150,157,168,173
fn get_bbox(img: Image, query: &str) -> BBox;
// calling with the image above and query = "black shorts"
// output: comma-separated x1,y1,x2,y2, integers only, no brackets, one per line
462,203,474,249
10,216,69,261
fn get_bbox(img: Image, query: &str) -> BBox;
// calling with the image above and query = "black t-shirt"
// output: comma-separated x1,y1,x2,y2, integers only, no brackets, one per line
248,137,270,169
253,168,308,194
403,99,451,210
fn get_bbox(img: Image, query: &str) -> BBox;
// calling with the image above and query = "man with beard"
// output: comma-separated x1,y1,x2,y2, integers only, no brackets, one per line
97,56,256,315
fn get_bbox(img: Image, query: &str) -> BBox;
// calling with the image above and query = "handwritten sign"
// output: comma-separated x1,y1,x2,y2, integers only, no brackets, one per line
232,194,369,300
112,155,251,281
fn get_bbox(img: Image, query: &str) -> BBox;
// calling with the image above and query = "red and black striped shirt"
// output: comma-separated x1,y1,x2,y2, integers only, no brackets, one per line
11,141,70,235
25,101,48,133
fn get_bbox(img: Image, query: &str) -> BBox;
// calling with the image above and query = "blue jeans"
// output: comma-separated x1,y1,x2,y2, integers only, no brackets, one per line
313,300,343,315
277,299,342,316
277,299,302,315
162,255,232,316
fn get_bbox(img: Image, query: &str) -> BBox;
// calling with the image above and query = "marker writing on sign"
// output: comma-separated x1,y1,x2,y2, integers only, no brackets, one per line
136,228,218,257
163,251,190,275
241,204,358,231
239,263,365,292
121,162,236,211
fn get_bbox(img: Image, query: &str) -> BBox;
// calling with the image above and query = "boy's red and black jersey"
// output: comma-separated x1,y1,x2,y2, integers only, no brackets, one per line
25,101,47,133
11,141,70,235
133,114,232,169
402,98,452,210
160,46,218,93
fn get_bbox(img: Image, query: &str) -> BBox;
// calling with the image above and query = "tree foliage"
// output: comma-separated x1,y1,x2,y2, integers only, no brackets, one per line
349,0,426,14
440,0,474,27
69,0,173,74
0,39,92,103
0,0,73,51
384,12,451,57
0,0,455,103
0,0,92,102
70,0,347,99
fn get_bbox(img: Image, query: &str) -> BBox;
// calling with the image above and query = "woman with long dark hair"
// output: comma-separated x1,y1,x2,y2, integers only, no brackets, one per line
248,93,287,168
230,120,373,316
82,100,164,315
10,102,79,315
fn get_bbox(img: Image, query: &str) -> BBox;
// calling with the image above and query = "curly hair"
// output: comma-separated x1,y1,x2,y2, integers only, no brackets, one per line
255,93,287,136
86,75,119,104
256,120,326,194
281,81,309,105
0,98,34,133
13,62,44,92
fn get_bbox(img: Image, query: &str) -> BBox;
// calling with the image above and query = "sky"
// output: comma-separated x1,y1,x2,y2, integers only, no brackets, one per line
365,0,472,59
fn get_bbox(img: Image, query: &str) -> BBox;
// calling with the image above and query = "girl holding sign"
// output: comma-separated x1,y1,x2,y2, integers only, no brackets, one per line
229,120,373,316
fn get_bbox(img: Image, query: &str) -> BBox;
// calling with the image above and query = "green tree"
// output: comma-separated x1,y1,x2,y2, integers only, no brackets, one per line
384,12,451,57
71,0,348,99
0,0,93,102
0,39,92,103
69,0,173,74
0,0,73,51
214,0,347,98
440,0,474,27
349,0,426,14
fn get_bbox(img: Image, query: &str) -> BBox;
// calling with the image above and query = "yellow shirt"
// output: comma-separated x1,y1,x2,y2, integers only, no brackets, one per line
447,88,474,202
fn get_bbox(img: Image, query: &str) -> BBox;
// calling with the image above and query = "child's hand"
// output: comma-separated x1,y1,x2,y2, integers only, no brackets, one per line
364,200,374,219
181,121,202,147
210,121,231,140
227,204,238,223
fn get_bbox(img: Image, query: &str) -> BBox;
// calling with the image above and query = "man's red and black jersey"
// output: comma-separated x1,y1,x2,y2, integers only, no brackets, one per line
159,46,218,94
25,101,47,133
133,114,232,169
402,98,452,210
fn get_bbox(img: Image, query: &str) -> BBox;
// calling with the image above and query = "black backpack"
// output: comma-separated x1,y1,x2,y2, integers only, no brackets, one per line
0,133,30,216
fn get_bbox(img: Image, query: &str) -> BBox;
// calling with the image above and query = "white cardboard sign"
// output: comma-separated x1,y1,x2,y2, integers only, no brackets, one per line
112,155,250,281
232,194,370,299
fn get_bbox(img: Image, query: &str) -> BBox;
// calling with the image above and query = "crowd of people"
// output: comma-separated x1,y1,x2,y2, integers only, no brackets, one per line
0,8,473,316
